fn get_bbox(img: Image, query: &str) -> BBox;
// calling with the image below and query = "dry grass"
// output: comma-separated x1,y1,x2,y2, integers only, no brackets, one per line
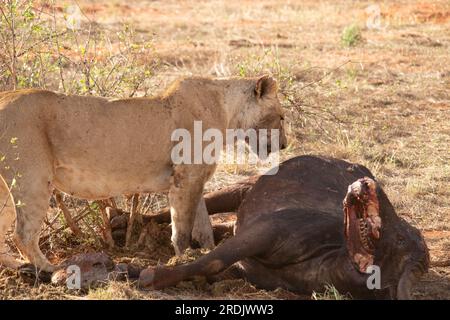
0,0,449,299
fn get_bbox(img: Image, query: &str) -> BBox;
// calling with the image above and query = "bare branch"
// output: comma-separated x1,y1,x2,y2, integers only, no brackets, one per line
54,191,82,237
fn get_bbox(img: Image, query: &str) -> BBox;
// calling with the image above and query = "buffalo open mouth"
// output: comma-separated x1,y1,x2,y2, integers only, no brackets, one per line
343,177,382,273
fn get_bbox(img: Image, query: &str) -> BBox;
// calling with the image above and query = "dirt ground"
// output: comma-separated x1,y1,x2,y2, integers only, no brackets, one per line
0,0,449,299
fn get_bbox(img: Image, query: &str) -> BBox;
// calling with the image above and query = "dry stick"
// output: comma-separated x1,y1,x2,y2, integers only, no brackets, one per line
136,194,152,248
297,60,352,91
42,213,60,231
81,210,103,247
15,31,68,59
140,193,152,215
431,259,450,267
40,210,64,236
0,178,15,215
39,207,91,245
137,198,168,247
54,191,82,237
108,197,118,209
136,223,150,248
282,60,355,131
14,1,46,56
125,194,140,248
124,193,136,212
52,6,67,92
96,201,115,249
2,1,18,89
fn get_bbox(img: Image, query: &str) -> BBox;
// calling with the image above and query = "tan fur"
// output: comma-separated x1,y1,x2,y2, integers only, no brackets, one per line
0,76,285,271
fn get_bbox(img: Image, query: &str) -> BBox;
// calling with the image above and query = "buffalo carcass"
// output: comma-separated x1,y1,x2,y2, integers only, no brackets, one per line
139,156,429,299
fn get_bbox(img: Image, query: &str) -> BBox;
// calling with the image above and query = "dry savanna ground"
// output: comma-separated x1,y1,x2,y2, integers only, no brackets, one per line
0,0,448,299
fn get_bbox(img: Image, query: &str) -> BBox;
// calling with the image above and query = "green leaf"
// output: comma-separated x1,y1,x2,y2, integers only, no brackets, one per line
16,200,26,208
31,24,43,32
23,6,35,21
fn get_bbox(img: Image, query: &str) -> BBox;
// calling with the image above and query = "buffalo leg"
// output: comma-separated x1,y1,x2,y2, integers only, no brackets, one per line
146,175,258,225
139,218,275,289
212,221,235,245
203,176,258,215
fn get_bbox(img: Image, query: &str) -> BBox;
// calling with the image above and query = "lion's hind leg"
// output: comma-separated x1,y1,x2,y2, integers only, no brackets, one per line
0,175,24,269
11,176,55,273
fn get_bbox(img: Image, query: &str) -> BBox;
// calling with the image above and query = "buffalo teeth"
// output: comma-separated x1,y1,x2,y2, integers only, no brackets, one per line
358,219,371,250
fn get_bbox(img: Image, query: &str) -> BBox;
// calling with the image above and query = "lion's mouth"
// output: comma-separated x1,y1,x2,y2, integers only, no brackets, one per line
343,177,382,273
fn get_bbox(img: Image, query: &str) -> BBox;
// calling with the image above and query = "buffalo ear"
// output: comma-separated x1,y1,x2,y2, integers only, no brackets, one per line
255,75,278,99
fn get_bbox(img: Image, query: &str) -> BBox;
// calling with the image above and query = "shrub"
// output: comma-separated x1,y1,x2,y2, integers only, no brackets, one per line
0,0,159,97
341,24,362,47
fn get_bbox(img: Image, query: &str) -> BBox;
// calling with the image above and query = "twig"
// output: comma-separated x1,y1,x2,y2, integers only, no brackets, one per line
431,260,450,267
40,211,62,235
298,60,352,91
125,193,139,248
107,197,118,209
137,223,149,248
39,206,91,245
54,191,82,237
52,4,67,92
96,201,115,249
141,193,152,215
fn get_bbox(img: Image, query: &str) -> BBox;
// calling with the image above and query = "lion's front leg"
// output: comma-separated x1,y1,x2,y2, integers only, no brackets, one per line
169,164,215,255
191,197,214,249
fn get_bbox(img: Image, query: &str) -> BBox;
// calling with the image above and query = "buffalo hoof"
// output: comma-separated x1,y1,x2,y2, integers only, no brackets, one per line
138,267,156,289
18,263,52,284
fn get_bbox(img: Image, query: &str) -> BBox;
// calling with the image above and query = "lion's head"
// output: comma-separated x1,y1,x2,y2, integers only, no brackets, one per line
241,75,287,158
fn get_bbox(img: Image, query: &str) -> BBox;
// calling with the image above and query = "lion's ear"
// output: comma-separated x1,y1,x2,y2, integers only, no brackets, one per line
255,75,278,99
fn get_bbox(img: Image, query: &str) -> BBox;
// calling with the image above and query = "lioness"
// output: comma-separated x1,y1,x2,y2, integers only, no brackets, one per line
0,75,286,272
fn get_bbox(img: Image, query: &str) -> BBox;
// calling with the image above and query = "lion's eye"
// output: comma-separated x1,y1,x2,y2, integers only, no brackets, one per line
280,116,284,121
